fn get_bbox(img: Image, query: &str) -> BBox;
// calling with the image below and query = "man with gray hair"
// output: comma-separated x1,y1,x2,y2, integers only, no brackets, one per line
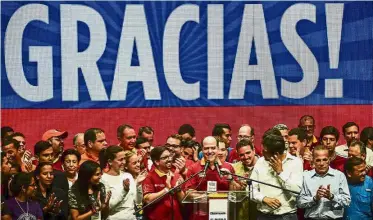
73,133,85,155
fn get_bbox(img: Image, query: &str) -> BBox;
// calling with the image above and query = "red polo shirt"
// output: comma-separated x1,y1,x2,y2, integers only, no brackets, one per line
185,159,235,191
184,159,235,220
142,169,183,220
330,155,347,173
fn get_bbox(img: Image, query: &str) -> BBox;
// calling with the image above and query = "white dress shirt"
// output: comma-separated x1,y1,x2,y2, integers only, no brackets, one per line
251,153,303,215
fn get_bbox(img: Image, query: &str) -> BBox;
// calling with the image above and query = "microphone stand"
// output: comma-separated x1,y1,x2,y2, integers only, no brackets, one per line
135,169,206,218
221,171,300,220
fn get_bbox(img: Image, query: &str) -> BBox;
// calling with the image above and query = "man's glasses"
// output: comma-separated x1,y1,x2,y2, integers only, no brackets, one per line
160,155,172,160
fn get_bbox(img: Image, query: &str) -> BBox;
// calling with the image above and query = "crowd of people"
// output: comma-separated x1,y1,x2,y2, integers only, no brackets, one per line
1,115,373,220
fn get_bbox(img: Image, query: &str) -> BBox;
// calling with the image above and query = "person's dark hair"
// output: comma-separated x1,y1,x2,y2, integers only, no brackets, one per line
178,124,195,138
61,149,81,164
99,145,123,170
34,162,54,179
73,161,101,203
117,124,134,138
181,139,199,149
312,145,329,157
345,156,365,174
10,172,34,197
212,124,231,136
360,127,373,146
262,128,285,154
342,122,359,134
150,146,168,163
288,128,307,142
1,126,14,141
34,141,52,156
1,139,20,150
138,126,154,136
135,137,149,148
236,139,254,151
320,126,340,142
1,151,7,160
10,132,25,139
349,140,366,155
298,115,315,126
84,128,105,146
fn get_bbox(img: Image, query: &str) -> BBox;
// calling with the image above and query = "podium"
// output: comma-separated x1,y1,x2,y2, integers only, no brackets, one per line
182,191,250,220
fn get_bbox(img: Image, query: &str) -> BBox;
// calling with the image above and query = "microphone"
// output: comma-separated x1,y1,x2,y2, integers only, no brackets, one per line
202,160,210,176
214,161,222,177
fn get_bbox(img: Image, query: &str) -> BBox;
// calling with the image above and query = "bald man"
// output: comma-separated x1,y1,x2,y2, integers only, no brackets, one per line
185,136,242,219
229,124,259,163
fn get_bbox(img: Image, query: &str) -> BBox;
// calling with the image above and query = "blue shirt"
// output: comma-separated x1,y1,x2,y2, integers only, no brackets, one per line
297,168,351,219
344,176,373,220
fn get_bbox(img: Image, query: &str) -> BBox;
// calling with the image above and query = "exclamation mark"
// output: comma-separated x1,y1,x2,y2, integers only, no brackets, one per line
325,3,344,98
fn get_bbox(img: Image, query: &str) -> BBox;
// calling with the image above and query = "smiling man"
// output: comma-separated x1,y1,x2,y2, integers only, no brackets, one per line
344,157,373,220
297,145,350,220
142,146,184,220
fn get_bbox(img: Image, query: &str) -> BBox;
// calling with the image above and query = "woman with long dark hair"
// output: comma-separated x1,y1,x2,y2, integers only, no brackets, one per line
1,172,43,220
100,146,136,220
34,162,68,220
68,160,111,220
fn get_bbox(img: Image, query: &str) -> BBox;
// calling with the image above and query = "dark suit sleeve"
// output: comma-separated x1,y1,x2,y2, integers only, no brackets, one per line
53,170,69,193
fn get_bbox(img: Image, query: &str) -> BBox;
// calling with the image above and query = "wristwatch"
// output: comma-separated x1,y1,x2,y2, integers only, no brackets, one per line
329,193,334,200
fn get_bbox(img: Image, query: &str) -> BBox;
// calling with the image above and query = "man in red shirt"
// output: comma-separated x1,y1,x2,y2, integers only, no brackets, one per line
229,124,258,163
142,146,184,220
80,128,107,165
117,124,137,152
41,129,68,171
298,115,318,150
348,140,373,177
319,126,346,172
185,136,242,220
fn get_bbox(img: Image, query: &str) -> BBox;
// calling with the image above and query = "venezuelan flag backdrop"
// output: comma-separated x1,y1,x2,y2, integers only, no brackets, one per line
2,1,372,149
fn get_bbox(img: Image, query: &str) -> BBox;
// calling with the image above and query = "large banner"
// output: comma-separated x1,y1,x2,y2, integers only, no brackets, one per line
2,1,372,147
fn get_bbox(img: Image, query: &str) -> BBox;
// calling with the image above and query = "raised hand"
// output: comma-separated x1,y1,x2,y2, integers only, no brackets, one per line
269,153,283,175
136,170,148,185
123,178,130,191
44,193,57,212
51,200,63,214
24,160,34,173
173,157,186,174
165,172,173,189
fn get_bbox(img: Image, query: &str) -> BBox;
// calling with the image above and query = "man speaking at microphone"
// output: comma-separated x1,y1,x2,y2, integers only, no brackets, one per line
185,136,242,220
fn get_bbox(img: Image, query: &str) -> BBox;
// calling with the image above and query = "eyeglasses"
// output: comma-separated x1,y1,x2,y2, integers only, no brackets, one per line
160,155,172,160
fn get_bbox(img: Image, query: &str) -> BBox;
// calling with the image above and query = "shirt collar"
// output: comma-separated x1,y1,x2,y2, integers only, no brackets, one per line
311,167,336,177
312,135,318,144
155,168,171,177
84,151,99,163
200,158,222,166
